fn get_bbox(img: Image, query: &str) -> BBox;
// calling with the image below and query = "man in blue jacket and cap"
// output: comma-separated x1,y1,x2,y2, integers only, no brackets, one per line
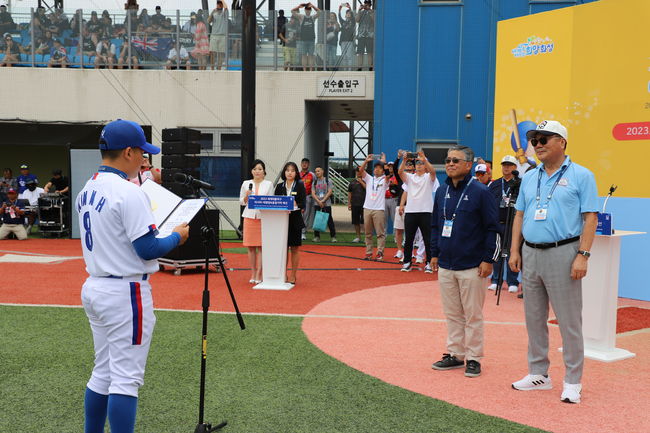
430,145,500,378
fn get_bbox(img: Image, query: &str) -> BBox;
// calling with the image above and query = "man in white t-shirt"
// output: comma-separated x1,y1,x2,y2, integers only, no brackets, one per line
166,44,191,70
398,150,438,272
358,153,390,260
19,179,44,233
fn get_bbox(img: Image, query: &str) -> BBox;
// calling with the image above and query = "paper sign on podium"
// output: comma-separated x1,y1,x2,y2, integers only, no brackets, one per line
248,195,295,290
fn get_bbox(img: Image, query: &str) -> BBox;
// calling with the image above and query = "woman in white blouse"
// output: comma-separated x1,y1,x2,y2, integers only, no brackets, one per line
239,159,274,283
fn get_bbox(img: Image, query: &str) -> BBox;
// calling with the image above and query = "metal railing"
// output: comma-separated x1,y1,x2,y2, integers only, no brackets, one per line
328,166,350,205
0,6,375,71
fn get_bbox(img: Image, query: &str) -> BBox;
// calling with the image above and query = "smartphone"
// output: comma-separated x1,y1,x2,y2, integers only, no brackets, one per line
384,169,390,176
406,152,418,159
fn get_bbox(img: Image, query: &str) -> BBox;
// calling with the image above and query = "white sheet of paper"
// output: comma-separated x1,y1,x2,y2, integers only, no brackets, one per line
156,199,207,238
140,179,182,227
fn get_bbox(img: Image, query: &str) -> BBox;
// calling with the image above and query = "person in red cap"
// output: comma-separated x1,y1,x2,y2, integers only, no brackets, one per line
0,188,28,240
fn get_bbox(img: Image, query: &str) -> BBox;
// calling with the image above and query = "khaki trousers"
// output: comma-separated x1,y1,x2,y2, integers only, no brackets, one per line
363,209,385,255
0,223,28,240
438,267,487,362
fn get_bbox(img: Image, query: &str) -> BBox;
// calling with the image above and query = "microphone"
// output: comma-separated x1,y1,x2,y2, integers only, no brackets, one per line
173,172,215,190
248,183,253,191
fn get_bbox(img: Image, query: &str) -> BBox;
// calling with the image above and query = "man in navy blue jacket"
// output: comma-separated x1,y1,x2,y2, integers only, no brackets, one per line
430,145,500,378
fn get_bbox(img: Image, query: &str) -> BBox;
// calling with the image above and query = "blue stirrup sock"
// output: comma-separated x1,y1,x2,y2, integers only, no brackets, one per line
84,387,108,433
107,394,139,433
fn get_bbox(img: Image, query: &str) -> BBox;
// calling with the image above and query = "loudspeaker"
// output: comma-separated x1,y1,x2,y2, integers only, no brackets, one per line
162,182,197,199
162,155,201,169
162,141,201,155
162,209,220,260
161,168,200,183
162,127,202,142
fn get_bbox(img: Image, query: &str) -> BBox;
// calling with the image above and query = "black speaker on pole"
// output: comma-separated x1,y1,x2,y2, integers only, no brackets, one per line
161,127,202,199
163,209,220,260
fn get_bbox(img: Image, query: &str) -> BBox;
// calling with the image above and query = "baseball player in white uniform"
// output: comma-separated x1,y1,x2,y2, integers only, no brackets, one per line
78,119,189,433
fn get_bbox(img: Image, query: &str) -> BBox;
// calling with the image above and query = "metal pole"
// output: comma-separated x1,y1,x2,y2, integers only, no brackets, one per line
224,8,230,70
241,0,256,184
127,11,132,69
272,9,277,71
348,121,354,177
176,9,181,70
30,8,35,67
78,9,83,68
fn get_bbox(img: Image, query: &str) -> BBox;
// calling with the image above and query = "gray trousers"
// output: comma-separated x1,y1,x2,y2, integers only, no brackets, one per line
302,195,315,234
522,242,583,384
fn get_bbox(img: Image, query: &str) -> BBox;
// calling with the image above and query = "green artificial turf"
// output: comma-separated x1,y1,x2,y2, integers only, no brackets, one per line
0,306,546,433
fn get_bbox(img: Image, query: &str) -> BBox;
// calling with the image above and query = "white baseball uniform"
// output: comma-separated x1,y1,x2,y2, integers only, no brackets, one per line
77,166,159,397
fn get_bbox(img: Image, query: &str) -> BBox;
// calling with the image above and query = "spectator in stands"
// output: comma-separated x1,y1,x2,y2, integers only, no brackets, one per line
139,9,152,30
151,6,166,27
31,6,50,39
0,5,16,35
208,0,229,70
0,188,28,240
338,4,355,70
162,17,174,32
69,10,86,37
279,15,298,71
49,8,69,36
87,11,102,45
299,158,315,240
47,39,68,68
356,0,374,70
0,34,21,67
1,168,17,202
182,12,198,34
35,30,54,54
100,10,113,39
240,159,274,284
117,33,140,69
19,179,44,233
81,29,97,65
94,36,116,68
312,165,337,242
274,161,306,285
276,10,287,45
358,153,390,261
123,8,139,33
347,166,365,243
166,42,191,70
191,12,210,70
17,165,37,194
44,169,69,195
325,12,340,68
292,2,321,72
474,163,490,185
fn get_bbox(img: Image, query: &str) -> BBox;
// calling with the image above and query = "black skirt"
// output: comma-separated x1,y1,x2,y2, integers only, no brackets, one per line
287,209,305,247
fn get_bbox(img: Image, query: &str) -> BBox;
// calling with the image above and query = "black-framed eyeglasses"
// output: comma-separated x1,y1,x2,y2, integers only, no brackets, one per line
531,135,561,147
444,157,468,165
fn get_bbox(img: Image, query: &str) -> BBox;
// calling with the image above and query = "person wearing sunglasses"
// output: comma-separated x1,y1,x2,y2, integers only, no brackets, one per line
430,145,500,378
509,120,598,404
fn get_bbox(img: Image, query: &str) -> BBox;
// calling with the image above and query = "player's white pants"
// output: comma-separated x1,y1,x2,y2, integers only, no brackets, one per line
81,275,155,397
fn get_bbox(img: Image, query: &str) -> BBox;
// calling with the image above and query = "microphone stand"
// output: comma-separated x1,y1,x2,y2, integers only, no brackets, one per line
191,185,246,433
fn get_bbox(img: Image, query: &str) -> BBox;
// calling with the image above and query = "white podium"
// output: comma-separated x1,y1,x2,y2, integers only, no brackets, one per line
247,195,294,291
579,230,645,362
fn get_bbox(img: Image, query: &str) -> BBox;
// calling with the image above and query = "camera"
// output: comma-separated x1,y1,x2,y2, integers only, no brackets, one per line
406,152,418,159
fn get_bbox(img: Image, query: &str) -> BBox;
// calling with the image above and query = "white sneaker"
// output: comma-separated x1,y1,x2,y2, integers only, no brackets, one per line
401,262,412,272
424,264,433,274
352,237,360,243
331,237,337,243
415,257,424,264
301,234,306,240
313,237,320,242
487,283,497,291
394,250,404,259
561,382,582,404
508,285,519,293
511,374,553,391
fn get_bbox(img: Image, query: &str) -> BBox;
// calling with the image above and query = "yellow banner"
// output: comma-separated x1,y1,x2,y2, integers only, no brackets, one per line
492,0,650,198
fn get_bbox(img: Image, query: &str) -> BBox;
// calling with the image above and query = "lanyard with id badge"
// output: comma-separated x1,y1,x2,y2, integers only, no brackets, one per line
370,176,384,201
442,178,473,238
500,178,511,208
535,163,570,221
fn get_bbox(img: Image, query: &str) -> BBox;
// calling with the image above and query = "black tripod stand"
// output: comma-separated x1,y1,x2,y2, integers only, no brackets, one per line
494,177,521,306
193,187,246,433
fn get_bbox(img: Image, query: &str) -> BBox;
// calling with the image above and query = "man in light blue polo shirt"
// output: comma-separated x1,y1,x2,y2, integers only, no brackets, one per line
508,120,598,404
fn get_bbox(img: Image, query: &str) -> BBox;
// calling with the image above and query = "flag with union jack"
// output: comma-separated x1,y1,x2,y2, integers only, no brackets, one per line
130,35,174,61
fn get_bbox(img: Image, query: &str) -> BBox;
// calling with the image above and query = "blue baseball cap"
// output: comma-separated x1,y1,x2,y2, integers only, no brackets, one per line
99,119,160,155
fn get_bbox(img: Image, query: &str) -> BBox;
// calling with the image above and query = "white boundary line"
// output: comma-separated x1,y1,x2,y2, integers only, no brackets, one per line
0,302,526,325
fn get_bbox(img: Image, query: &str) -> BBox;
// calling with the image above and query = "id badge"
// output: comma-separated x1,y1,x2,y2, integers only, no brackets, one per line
370,191,378,201
442,220,453,237
534,208,548,221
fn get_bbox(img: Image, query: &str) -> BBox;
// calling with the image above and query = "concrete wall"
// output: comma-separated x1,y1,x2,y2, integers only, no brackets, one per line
0,68,373,222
